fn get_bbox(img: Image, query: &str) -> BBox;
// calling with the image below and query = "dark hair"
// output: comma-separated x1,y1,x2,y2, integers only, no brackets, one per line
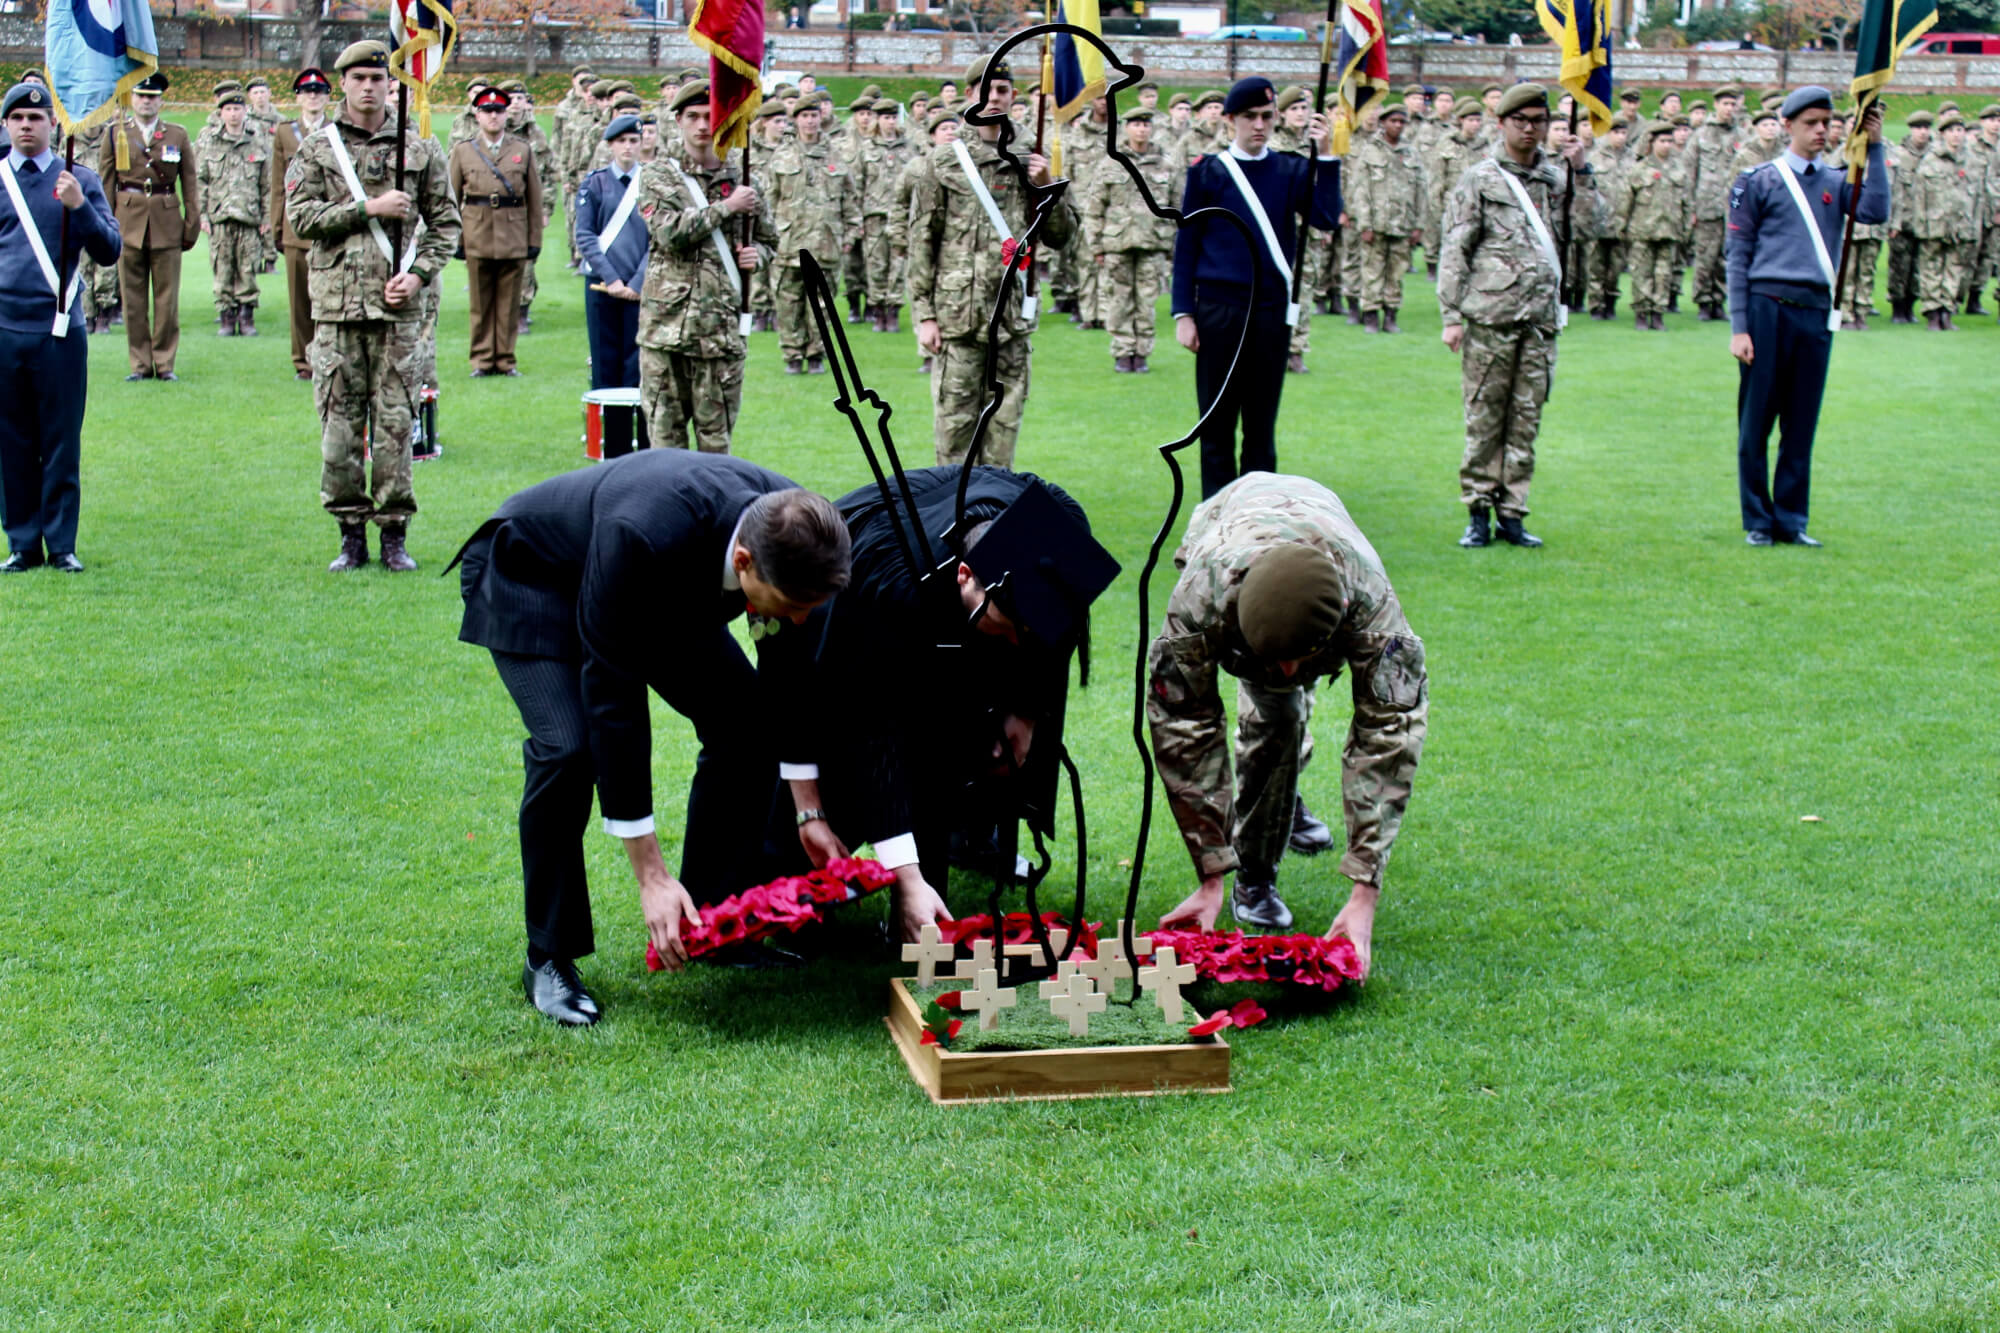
739,490,851,602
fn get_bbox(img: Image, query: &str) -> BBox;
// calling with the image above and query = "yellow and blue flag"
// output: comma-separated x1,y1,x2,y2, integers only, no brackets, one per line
1534,0,1614,135
44,0,161,135
1051,0,1106,124
1846,0,1936,171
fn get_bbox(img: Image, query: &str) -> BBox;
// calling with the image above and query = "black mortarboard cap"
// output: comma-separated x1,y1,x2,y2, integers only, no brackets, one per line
961,482,1120,648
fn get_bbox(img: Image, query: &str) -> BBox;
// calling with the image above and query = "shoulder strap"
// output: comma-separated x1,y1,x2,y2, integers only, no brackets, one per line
948,138,1035,319
669,160,753,336
470,140,521,199
1215,150,1299,327
597,169,644,256
320,122,419,273
1492,165,1568,330
1,157,80,336
1770,159,1842,331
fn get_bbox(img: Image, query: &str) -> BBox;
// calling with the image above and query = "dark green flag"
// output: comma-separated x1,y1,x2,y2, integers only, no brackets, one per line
1846,0,1937,170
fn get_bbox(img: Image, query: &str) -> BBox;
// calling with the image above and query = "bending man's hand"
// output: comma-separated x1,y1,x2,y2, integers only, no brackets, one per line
1324,881,1379,982
799,819,849,868
893,864,952,944
624,832,700,970
1160,875,1225,932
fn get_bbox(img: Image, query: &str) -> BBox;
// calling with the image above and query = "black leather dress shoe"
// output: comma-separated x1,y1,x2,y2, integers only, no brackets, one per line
1745,530,1774,546
48,553,84,573
1,551,42,573
523,958,601,1026
156,371,179,382
1778,531,1823,548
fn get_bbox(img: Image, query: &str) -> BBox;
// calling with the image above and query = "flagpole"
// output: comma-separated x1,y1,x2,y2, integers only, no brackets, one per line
1293,0,1339,317
1030,35,1049,306
391,81,408,263
56,135,75,319
1832,107,1867,314
739,135,753,325
1558,101,1579,292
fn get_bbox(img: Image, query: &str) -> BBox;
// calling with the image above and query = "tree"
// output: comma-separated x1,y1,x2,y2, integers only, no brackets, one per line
1411,0,1538,43
460,0,632,77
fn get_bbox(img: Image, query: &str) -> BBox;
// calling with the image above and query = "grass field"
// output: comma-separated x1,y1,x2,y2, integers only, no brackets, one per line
3,125,1999,1329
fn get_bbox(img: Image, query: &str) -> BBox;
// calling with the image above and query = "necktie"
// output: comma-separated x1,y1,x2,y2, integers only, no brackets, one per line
17,159,38,181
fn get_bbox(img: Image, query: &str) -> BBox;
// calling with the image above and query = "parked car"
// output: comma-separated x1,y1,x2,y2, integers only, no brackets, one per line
1910,31,2000,54
1693,39,1774,50
1209,24,1308,40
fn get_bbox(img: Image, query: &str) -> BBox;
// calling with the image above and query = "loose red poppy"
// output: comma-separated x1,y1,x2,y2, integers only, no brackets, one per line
1187,1011,1231,1038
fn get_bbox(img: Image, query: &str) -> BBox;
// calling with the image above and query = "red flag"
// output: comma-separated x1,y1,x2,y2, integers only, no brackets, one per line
689,0,763,153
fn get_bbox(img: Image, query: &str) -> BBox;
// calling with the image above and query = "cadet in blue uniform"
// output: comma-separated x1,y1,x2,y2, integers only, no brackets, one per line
1170,76,1341,500
574,113,649,457
1727,86,1888,547
0,82,122,573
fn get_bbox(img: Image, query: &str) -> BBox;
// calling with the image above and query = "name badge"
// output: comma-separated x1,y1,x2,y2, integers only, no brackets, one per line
162,144,180,163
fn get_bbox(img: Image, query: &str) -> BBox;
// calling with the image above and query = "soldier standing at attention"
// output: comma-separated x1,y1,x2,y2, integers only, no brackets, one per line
244,77,283,273
1734,107,1784,172
1727,89,1887,547
1271,87,1319,371
285,40,461,573
1348,102,1425,334
1963,104,2000,316
1436,83,1592,550
856,98,913,333
908,56,1074,468
449,86,542,376
100,71,197,382
1885,110,1931,323
837,96,877,323
1910,110,1980,332
270,69,332,380
891,107,957,375
1621,120,1690,330
196,85,268,338
1584,117,1629,320
1690,85,1743,321
1425,100,1480,282
768,96,855,375
1087,106,1176,374
1149,473,1427,975
634,80,774,454
503,81,555,333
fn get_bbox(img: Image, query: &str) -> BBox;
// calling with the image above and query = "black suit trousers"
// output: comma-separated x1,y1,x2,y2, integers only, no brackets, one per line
0,327,86,558
1193,297,1290,501
1736,294,1831,537
491,627,767,959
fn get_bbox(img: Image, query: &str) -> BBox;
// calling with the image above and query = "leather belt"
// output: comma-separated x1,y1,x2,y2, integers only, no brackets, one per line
119,182,159,195
465,194,525,208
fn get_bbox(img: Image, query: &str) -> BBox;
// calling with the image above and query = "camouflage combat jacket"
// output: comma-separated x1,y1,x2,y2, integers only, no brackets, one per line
855,131,915,220
196,125,268,228
1146,473,1427,886
1084,145,1176,253
1437,150,1589,331
888,149,935,259
1620,153,1691,242
507,107,558,219
767,135,858,269
284,104,461,323
1911,145,1981,241
907,132,1077,342
1349,133,1426,236
635,148,777,357
1426,129,1481,230
1691,116,1742,221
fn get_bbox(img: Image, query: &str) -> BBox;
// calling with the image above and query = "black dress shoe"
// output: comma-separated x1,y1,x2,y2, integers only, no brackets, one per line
124,371,149,382
523,958,601,1026
48,553,84,573
1,551,43,573
1778,531,1823,548
1745,530,1774,546
156,371,178,382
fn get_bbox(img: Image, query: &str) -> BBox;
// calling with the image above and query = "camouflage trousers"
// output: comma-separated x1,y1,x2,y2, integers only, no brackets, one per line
313,320,421,527
209,221,263,315
1918,238,1972,314
1289,237,1319,355
843,234,869,307
1587,238,1626,311
774,264,825,363
1316,227,1341,307
932,335,1028,468
1886,233,1918,305
862,216,901,313
1458,320,1556,519
639,345,742,454
1628,239,1679,318
1692,219,1727,308
1842,239,1881,319
1078,238,1102,325
1099,250,1163,358
1232,680,1317,881
1359,234,1411,316
753,261,777,319
1339,224,1362,307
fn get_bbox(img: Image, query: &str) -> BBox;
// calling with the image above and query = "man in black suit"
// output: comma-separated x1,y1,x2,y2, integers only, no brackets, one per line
756,466,1118,940
454,451,852,1026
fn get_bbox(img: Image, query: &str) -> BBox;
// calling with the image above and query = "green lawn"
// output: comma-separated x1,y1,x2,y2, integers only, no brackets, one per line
4,135,1999,1329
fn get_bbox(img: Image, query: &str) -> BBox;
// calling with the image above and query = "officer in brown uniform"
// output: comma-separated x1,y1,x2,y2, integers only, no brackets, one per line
99,71,199,381
270,69,333,381
448,85,544,376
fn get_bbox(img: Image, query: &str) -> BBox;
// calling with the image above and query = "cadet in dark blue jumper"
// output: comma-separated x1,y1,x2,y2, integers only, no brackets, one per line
1727,86,1888,547
1171,76,1341,500
0,82,122,574
574,113,651,458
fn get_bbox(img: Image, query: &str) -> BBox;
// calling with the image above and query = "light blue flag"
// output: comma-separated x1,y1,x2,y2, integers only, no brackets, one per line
45,0,162,135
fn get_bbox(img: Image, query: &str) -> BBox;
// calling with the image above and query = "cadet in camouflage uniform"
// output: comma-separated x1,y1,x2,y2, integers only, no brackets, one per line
908,56,1076,467
501,80,555,330
1437,83,1593,549
1690,86,1744,320
1886,110,1931,322
835,95,877,321
1148,472,1427,976
1733,108,1784,174
635,81,776,453
1348,102,1426,333
285,40,461,574
1064,98,1114,329
1426,101,1483,277
1271,87,1320,370
1964,104,2000,314
1912,111,1981,331
892,108,959,373
1585,119,1630,318
856,98,915,332
749,102,789,331
195,85,269,337
768,97,857,373
1620,120,1690,329
245,78,284,272
1086,106,1176,373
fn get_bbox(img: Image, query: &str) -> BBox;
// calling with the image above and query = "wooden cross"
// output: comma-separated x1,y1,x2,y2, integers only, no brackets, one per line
952,937,995,981
1033,926,1069,966
961,967,1018,1032
1047,971,1107,1038
1037,958,1081,1000
1081,924,1154,990
900,922,955,987
1136,945,1197,1024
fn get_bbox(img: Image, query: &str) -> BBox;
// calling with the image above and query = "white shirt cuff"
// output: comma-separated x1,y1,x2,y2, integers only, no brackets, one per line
603,814,656,839
778,762,821,781
872,833,920,869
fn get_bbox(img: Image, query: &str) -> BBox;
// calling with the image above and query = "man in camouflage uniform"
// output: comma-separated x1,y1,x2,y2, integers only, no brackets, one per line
1272,87,1321,370
908,56,1075,467
1426,101,1482,281
1733,108,1784,174
269,68,332,378
244,77,284,272
1963,104,2000,314
856,98,915,332
285,40,460,573
553,66,595,266
1437,83,1593,550
635,81,775,453
1585,117,1629,319
892,108,959,373
1690,85,1743,321
1886,109,1932,323
749,102,789,332
1148,472,1427,978
1086,106,1175,374
1064,96,1114,330
1348,102,1426,334
196,85,268,337
1620,120,1690,330
767,97,857,374
1912,111,1981,331
834,95,877,321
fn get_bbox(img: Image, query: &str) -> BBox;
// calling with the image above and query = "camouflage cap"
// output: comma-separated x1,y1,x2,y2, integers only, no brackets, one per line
334,40,390,72
1239,546,1346,662
1905,109,1934,127
1713,84,1742,100
1275,85,1308,112
925,107,958,133
669,80,711,114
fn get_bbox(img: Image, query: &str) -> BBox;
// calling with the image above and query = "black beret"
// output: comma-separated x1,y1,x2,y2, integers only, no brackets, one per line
1223,76,1275,115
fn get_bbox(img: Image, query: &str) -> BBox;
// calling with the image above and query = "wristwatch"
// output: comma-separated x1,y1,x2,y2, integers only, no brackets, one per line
795,807,828,828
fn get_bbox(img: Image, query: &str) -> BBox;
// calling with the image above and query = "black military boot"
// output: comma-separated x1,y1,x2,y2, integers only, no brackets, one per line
1383,307,1401,333
1967,289,1986,316
1458,504,1491,548
1427,260,1438,280
806,356,826,374
218,307,238,337
1345,296,1362,325
1360,310,1379,333
328,521,369,572
240,306,258,337
846,291,865,323
1496,515,1543,548
379,525,418,573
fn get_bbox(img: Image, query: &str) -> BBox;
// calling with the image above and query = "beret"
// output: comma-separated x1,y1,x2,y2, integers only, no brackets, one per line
1223,76,1275,115
965,54,1013,87
18,66,45,84
572,63,597,77
500,78,527,94
1980,103,2000,119
862,83,883,98
639,112,657,125
1937,99,1959,113
1122,106,1156,122
215,88,246,108
1193,89,1225,109
1456,102,1485,120
1238,546,1346,662
1379,103,1408,121
1134,79,1159,93
1905,109,1934,127
872,98,900,113
0,82,51,117
1619,88,1643,102
473,87,510,110
335,40,390,72
1935,109,1965,130
1642,118,1674,139
1687,98,1709,111
1750,108,1778,124
925,107,958,133
755,101,787,120
1610,111,1634,128
1274,85,1307,112
588,80,613,97
772,82,798,97
293,68,332,93
1495,83,1548,118
609,91,644,112
1672,114,1691,127
246,77,270,91
212,79,242,95
135,71,169,93
604,80,635,95
1779,85,1833,118
1482,83,1503,96
1169,91,1192,108
1658,88,1680,100
1401,82,1425,98
603,113,641,140
682,68,705,81
669,80,710,113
